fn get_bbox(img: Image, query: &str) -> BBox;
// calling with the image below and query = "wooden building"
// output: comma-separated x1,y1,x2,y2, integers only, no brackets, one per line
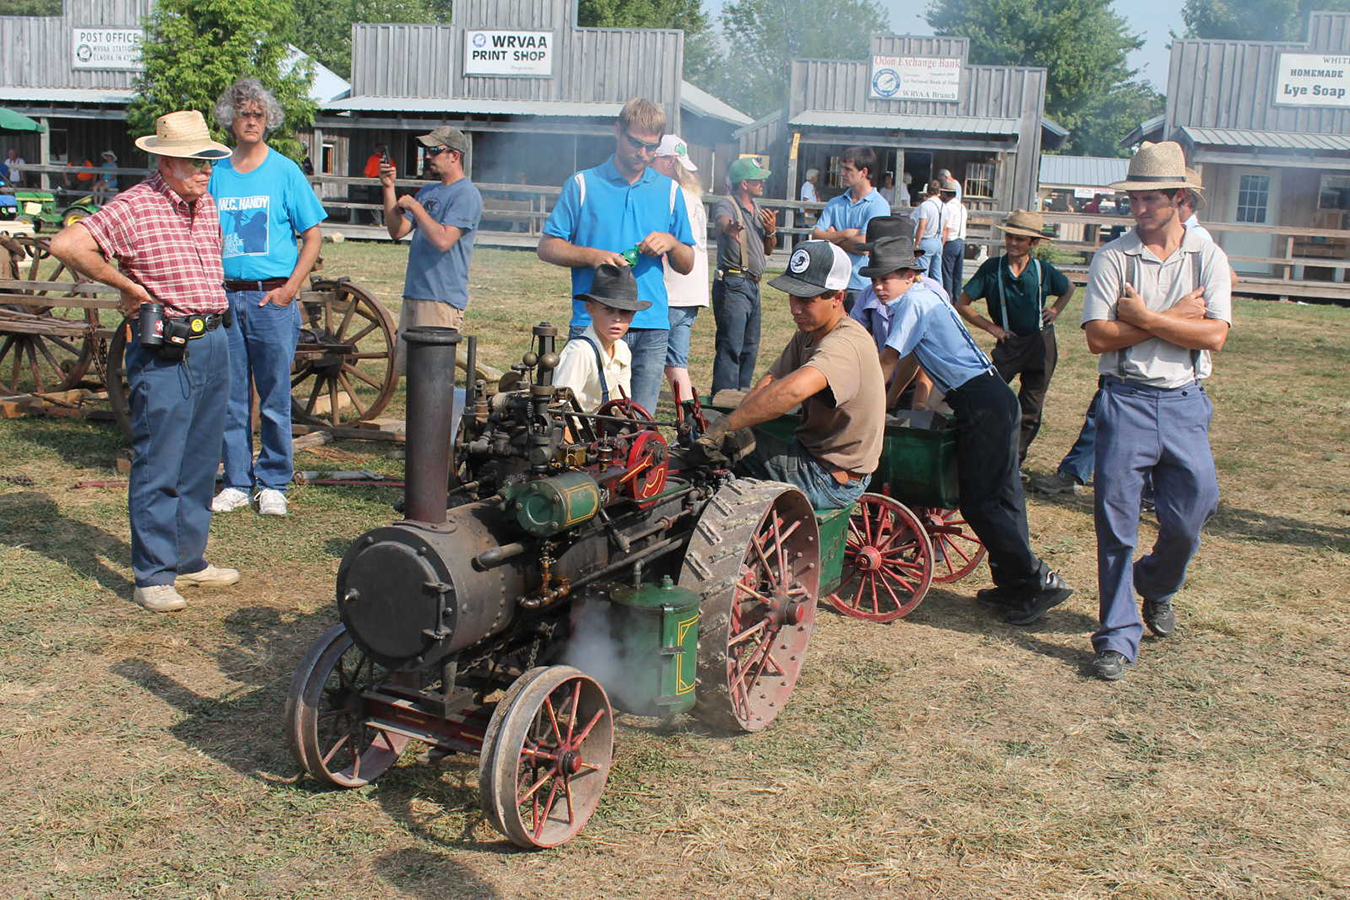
1128,10,1350,283
737,35,1059,217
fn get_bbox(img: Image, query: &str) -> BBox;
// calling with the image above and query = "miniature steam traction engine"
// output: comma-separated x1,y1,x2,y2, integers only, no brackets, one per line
284,324,822,848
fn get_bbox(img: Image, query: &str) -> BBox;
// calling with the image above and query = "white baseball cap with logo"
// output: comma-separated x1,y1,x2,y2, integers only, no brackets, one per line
769,240,852,298
654,134,697,171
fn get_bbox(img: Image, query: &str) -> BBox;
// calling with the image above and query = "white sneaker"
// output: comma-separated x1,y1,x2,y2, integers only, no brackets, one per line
211,488,251,513
175,564,241,589
134,584,187,612
256,489,288,516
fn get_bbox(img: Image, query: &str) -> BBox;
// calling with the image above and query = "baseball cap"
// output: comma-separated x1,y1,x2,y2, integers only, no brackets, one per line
728,156,771,184
768,241,851,298
655,134,697,171
417,126,470,154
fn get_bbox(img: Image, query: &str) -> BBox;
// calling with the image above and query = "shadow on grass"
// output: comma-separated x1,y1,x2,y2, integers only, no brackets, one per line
0,490,133,596
6,418,124,470
373,847,501,898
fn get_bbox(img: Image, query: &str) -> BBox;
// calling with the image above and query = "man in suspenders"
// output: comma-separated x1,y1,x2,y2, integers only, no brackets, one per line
1081,142,1233,681
956,210,1075,468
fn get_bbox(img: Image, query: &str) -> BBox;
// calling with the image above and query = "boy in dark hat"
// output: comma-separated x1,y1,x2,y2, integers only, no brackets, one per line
698,240,884,510
553,263,650,412
866,235,1073,624
850,215,950,351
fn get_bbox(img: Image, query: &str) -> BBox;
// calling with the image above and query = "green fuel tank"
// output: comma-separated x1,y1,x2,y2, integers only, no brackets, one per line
504,471,602,537
571,577,700,717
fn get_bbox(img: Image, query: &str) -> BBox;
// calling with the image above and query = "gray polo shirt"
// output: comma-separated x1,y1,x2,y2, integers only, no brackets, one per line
713,196,767,278
1081,228,1233,388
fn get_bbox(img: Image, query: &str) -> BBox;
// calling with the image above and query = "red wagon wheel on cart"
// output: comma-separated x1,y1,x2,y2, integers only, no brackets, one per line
291,279,399,428
919,507,987,584
680,479,819,733
828,493,934,622
0,236,100,395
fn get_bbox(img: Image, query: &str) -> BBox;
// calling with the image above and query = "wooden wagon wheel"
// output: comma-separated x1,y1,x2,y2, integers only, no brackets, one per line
478,665,614,849
0,235,100,395
828,494,934,622
919,507,988,584
680,479,819,733
284,623,410,788
105,321,133,440
291,279,398,428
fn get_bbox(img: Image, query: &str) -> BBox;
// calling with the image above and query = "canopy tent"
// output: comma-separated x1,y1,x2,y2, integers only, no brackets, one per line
0,108,44,133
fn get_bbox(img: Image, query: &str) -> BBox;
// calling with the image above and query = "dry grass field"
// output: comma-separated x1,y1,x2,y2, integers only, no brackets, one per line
1,242,1348,899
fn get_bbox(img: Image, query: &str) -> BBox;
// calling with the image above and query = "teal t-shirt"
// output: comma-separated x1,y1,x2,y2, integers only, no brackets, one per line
962,255,1070,335
209,148,327,281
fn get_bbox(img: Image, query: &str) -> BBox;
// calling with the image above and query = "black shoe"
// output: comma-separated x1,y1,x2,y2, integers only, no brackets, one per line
1092,650,1134,681
1143,598,1175,637
1004,571,1073,626
976,586,1017,607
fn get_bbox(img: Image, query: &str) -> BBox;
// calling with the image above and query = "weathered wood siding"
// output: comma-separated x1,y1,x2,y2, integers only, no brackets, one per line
0,0,151,90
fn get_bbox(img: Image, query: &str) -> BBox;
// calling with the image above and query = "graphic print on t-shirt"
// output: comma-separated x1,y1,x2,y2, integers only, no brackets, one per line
217,195,271,258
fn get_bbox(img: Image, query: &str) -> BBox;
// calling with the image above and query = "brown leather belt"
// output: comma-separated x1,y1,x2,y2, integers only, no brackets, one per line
830,468,865,484
718,268,760,283
223,277,288,292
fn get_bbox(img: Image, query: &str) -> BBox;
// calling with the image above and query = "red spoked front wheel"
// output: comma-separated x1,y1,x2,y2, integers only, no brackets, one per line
828,494,933,621
920,507,987,584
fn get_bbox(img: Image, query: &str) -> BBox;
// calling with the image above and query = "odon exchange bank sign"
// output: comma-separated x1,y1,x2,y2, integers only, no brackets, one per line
464,30,554,77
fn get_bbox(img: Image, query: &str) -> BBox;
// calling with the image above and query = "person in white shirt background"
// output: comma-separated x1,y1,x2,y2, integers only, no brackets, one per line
652,134,710,408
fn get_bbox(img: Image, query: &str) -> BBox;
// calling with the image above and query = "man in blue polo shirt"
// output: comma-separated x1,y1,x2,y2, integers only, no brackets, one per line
812,145,890,312
539,97,695,416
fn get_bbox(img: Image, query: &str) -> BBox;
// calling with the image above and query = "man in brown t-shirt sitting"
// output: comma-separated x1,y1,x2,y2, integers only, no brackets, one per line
698,240,884,509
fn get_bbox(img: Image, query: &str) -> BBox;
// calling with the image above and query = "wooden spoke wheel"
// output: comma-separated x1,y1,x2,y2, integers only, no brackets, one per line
828,494,934,622
284,623,409,788
0,236,99,395
291,279,398,428
920,507,988,584
478,666,614,849
680,479,819,733
105,321,133,441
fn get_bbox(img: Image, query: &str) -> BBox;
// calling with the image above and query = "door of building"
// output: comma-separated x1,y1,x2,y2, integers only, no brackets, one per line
1223,167,1280,276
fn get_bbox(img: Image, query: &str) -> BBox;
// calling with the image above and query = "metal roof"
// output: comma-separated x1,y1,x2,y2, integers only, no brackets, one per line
788,110,1021,135
324,96,623,117
0,87,133,104
680,81,752,127
1178,126,1350,152
1120,114,1164,149
1039,154,1129,189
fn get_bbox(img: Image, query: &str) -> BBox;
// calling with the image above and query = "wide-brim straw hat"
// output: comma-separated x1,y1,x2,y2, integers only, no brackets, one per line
134,110,230,159
996,209,1051,240
1184,166,1207,210
1110,141,1191,191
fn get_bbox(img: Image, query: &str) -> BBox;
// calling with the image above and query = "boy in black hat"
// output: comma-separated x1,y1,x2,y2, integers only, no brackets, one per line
553,263,651,412
865,235,1073,624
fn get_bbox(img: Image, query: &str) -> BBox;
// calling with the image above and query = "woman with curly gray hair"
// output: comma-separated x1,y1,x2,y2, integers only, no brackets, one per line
208,77,326,518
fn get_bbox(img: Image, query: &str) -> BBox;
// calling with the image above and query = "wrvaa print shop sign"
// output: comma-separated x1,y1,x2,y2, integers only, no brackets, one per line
464,30,554,77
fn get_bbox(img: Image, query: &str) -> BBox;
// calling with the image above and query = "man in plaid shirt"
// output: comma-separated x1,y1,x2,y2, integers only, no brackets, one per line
50,110,241,613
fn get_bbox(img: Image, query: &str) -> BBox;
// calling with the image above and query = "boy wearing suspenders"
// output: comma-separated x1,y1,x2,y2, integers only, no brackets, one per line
552,264,648,412
1081,142,1233,681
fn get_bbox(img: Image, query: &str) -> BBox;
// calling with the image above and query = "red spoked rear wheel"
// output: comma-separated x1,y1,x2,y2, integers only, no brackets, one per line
920,507,987,583
828,494,933,621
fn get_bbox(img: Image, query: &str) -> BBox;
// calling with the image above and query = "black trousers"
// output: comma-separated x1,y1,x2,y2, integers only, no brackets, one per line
944,370,1045,593
991,327,1058,465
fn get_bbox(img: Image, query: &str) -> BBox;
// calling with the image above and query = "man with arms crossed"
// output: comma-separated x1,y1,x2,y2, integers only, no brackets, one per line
812,146,890,311
539,97,694,416
1081,142,1232,681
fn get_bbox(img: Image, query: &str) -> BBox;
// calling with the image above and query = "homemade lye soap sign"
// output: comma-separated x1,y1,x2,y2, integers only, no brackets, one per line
71,28,143,70
464,30,553,76
869,56,961,102
1275,54,1350,106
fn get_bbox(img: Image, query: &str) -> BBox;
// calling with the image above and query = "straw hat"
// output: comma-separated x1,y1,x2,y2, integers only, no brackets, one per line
101,150,117,162
134,110,230,159
1109,141,1190,191
1183,166,1207,210
996,210,1051,240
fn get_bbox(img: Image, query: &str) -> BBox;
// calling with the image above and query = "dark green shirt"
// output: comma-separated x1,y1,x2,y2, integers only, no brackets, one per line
962,255,1071,335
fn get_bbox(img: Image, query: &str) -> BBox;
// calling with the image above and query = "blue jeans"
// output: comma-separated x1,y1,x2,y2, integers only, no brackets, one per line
665,306,700,368
126,324,230,586
941,239,965,299
1092,377,1219,661
735,433,869,511
1058,388,1100,485
621,327,667,416
919,236,943,280
220,290,301,493
711,275,760,394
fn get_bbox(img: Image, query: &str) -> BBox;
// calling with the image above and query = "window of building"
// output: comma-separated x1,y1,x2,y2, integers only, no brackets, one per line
965,163,994,199
1236,174,1271,223
321,142,336,174
1317,174,1350,211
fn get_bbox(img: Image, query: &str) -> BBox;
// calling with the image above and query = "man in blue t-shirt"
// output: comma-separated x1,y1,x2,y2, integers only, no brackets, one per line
538,97,695,417
209,78,327,519
380,125,483,376
812,145,890,312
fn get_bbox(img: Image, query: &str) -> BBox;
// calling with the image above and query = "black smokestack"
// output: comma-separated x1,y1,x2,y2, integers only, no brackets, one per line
402,326,460,524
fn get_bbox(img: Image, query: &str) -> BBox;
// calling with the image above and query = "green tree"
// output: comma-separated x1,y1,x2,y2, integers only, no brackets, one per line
290,0,449,80
129,0,316,161
577,0,722,96
1181,0,1350,40
926,0,1160,157
695,0,890,119
0,0,62,14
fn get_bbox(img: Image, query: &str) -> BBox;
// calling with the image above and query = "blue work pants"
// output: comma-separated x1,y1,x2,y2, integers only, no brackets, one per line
941,239,965,299
919,236,943,280
711,274,761,394
220,290,301,493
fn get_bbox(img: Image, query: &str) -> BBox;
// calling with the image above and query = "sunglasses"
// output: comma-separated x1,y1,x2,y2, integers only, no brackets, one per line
184,158,214,171
622,131,661,154
425,146,448,157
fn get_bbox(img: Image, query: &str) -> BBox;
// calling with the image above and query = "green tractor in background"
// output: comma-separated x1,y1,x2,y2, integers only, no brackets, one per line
0,169,102,231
